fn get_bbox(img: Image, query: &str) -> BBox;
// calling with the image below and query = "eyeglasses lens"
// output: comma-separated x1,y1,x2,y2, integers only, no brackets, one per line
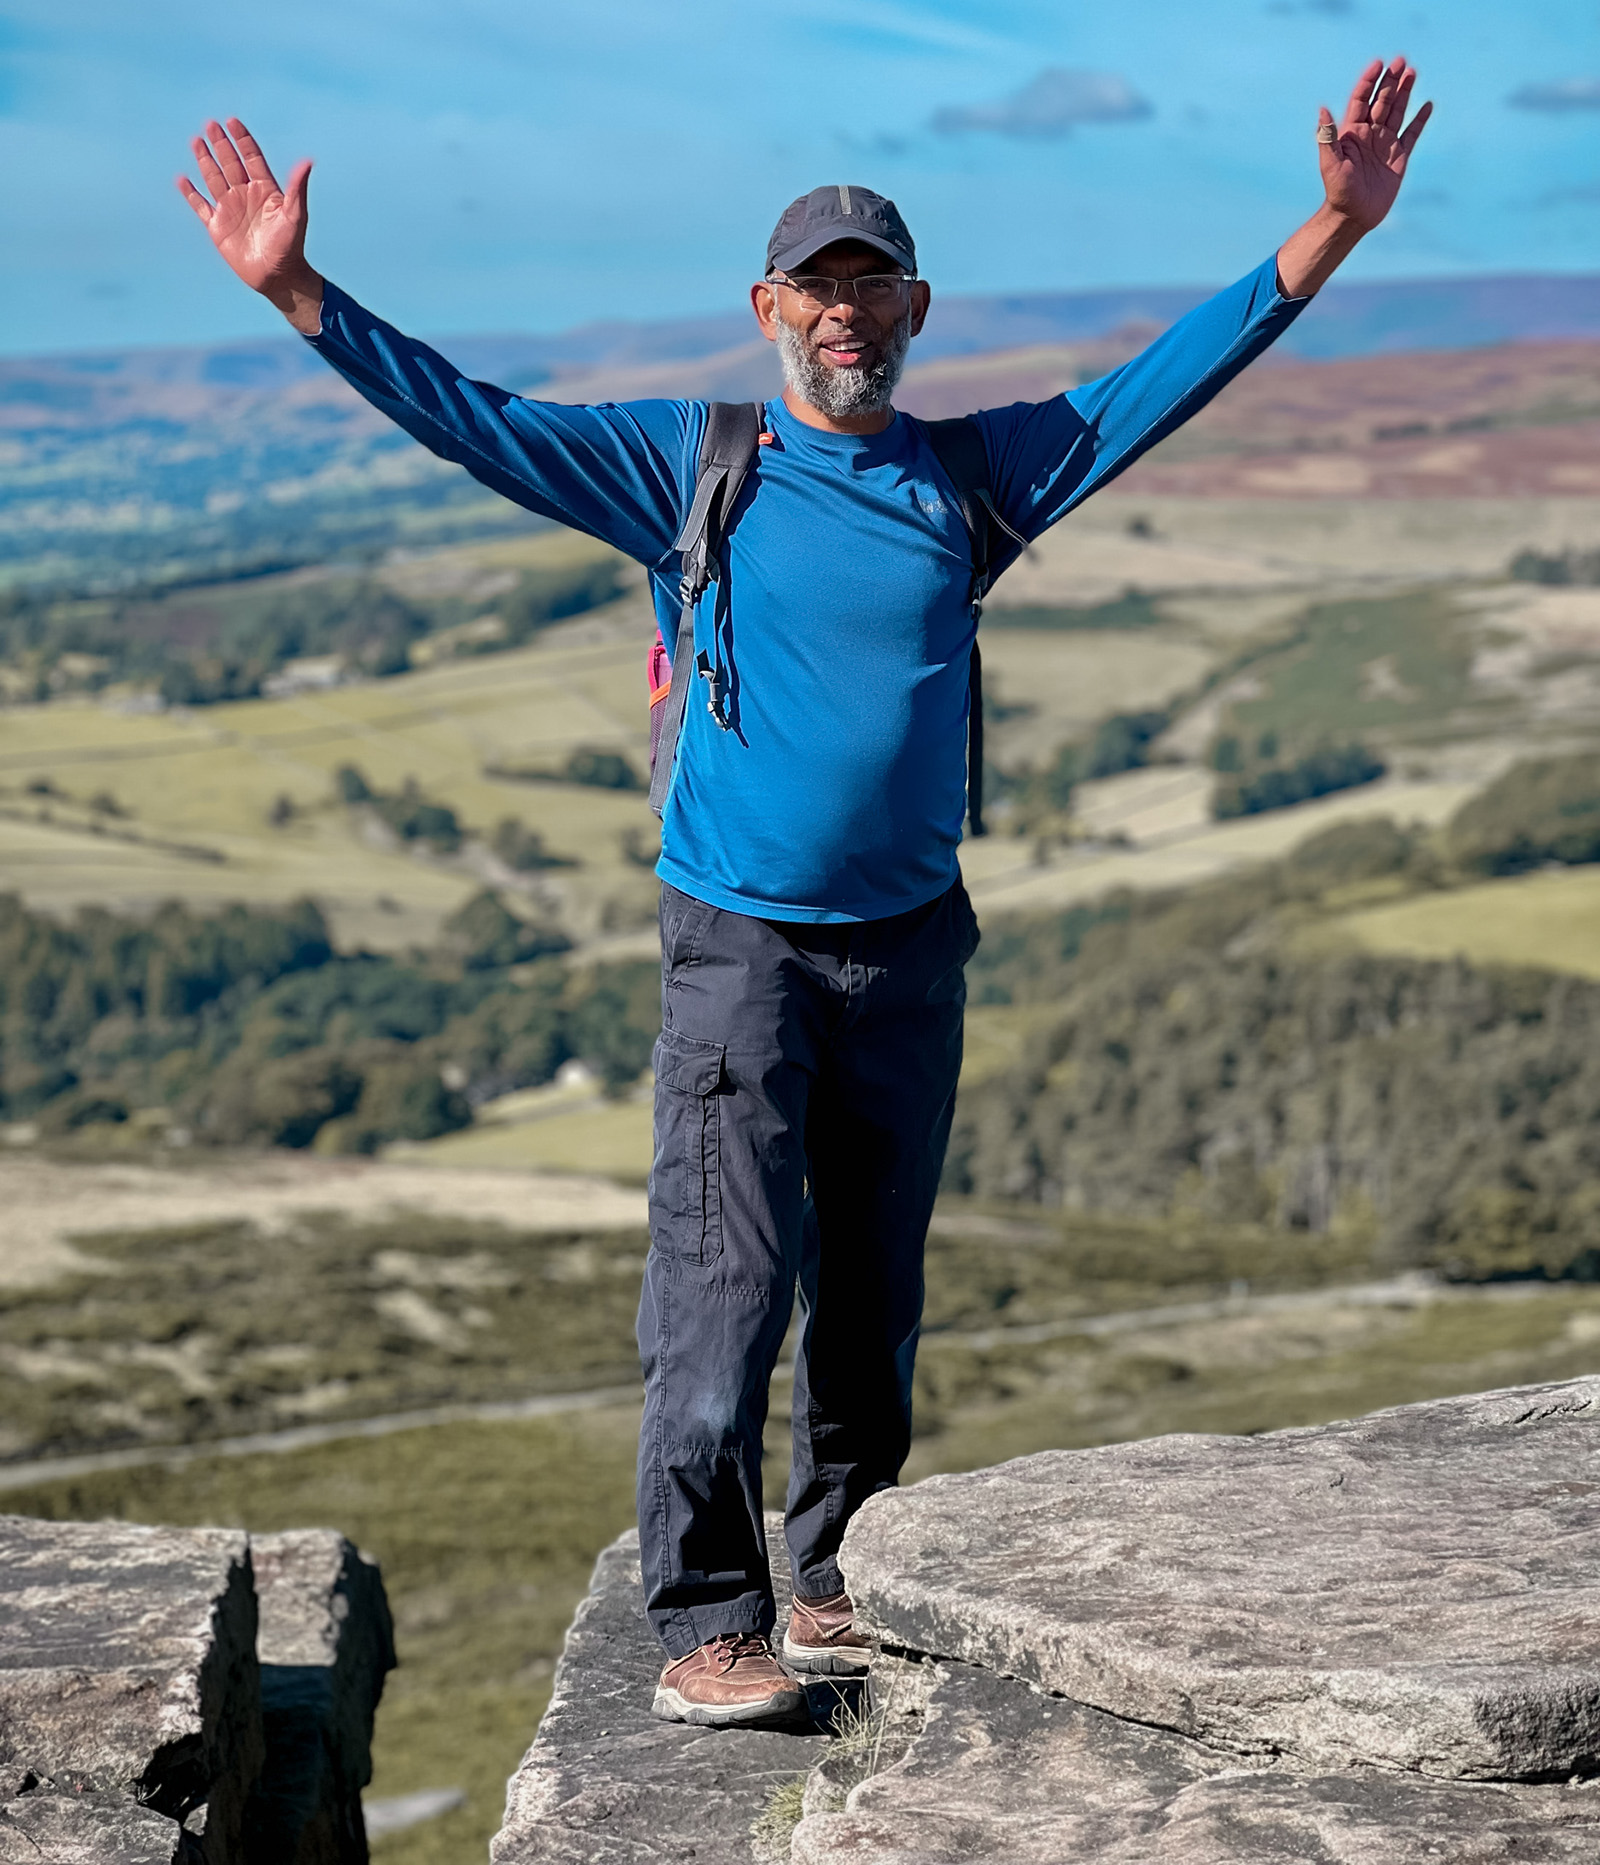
780,275,909,309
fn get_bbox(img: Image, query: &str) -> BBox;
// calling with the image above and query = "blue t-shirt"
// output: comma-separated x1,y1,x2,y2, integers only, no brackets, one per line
309,259,1306,921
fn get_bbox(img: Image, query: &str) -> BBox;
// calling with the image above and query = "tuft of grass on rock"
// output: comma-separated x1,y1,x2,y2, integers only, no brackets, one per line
749,1775,809,1863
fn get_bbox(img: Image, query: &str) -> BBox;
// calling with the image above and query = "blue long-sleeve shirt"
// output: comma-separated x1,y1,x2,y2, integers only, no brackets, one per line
308,258,1307,921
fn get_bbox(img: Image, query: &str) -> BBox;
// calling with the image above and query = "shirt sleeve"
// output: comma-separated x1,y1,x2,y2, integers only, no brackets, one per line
306,282,702,567
972,254,1311,542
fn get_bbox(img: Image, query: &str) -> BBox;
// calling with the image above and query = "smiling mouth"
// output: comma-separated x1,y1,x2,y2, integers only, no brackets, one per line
818,337,874,366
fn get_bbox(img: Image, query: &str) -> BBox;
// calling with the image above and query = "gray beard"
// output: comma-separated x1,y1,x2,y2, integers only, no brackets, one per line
775,308,912,419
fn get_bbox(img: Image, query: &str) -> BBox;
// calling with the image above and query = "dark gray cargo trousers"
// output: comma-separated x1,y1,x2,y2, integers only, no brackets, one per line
637,878,979,1659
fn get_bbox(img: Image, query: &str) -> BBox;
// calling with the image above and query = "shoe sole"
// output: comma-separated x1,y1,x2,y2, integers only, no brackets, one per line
781,1633,872,1676
651,1683,810,1728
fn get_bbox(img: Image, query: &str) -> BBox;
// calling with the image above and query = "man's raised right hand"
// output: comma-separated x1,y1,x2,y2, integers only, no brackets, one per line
178,119,324,335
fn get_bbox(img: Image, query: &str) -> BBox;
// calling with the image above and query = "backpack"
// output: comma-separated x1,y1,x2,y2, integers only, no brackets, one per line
647,401,1026,836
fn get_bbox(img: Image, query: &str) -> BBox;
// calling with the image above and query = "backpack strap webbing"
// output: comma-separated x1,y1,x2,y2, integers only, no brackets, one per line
919,415,1028,838
648,400,764,819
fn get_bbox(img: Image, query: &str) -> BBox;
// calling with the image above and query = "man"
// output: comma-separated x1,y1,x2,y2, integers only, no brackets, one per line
180,56,1430,1728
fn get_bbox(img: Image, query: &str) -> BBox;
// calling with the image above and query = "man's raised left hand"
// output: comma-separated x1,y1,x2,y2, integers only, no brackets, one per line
1276,55,1432,298
1318,55,1433,233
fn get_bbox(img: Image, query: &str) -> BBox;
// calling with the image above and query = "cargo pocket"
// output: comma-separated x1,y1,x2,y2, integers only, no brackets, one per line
650,1029,727,1265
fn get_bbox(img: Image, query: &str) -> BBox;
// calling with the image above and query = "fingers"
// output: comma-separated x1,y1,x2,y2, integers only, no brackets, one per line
1366,66,1396,127
191,134,229,203
175,175,213,225
284,158,313,225
225,116,280,190
1384,65,1418,130
205,120,251,188
1369,58,1414,131
1398,98,1433,159
1344,58,1384,126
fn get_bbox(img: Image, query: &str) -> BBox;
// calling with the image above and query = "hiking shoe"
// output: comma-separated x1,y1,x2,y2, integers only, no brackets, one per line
782,1589,874,1676
652,1633,808,1728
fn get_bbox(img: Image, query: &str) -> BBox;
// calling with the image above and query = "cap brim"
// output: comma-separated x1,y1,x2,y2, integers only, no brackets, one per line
768,228,915,276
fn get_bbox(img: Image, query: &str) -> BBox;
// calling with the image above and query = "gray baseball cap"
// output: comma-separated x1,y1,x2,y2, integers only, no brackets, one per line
766,185,917,277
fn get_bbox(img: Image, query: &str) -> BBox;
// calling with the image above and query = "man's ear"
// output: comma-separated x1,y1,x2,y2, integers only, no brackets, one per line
751,280,779,343
909,280,931,339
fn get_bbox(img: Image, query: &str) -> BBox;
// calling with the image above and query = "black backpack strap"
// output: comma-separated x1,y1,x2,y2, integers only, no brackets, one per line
919,416,1028,838
649,401,764,818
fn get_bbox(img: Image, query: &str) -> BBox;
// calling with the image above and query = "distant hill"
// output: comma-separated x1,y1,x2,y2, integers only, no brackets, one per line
899,338,1600,501
1,271,1596,589
927,273,1600,363
427,269,1600,370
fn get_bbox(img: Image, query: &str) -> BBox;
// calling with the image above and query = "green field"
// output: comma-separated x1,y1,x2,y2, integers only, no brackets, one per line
977,624,1217,772
1325,864,1600,981
0,563,659,949
1219,587,1498,751
390,1093,656,1178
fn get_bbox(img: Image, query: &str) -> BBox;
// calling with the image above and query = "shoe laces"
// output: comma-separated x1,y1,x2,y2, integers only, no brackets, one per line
706,1632,768,1673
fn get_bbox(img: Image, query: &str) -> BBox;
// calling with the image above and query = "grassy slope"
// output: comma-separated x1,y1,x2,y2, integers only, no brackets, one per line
390,1096,655,1177
989,496,1600,606
960,777,1473,918
1321,865,1600,981
1222,587,1502,750
0,581,657,949
977,625,1216,771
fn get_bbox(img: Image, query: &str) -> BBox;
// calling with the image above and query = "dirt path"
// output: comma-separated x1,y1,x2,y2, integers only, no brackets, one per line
943,1271,1454,1352
0,1383,646,1493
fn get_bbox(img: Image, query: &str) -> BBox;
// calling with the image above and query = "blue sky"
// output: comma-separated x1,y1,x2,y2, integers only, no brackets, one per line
1,0,1596,354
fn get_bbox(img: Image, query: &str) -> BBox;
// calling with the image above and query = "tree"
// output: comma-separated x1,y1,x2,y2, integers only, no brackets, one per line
1448,753,1600,874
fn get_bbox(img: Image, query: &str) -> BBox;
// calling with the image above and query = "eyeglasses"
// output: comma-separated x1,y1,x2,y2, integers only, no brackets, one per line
769,272,915,310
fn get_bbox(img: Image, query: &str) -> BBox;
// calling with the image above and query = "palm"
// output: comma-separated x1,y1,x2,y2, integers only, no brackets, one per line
1321,59,1431,233
206,180,300,287
178,119,311,295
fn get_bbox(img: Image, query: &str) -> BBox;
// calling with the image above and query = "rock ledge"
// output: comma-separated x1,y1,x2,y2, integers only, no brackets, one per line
494,1380,1600,1864
0,1517,393,1864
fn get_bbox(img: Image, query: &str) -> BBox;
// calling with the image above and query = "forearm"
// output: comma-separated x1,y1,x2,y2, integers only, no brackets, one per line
263,261,325,336
1038,252,1311,527
1276,204,1366,299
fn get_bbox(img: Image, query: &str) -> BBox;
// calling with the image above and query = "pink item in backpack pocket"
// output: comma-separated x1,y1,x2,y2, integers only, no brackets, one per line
648,628,673,774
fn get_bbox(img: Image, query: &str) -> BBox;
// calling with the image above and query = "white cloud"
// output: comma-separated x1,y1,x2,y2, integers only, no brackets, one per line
1508,78,1600,111
931,69,1153,140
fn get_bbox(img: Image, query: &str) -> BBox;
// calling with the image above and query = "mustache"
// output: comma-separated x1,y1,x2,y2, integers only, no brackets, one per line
798,324,881,351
